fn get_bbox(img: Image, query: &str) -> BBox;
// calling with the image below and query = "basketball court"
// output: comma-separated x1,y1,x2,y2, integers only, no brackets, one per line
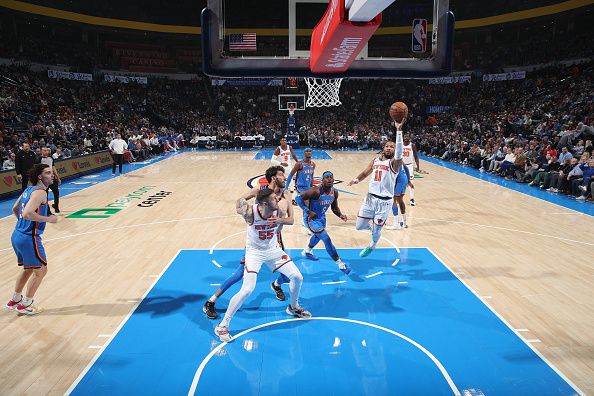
0,0,593,394
0,150,592,395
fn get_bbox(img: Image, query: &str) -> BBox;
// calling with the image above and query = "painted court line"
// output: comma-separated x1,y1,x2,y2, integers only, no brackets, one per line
321,280,347,285
87,346,103,349
397,281,408,285
426,247,585,396
365,271,383,279
515,329,530,332
65,250,182,396
187,317,462,396
97,334,112,338
211,260,222,268
392,258,400,267
210,283,221,286
526,339,542,343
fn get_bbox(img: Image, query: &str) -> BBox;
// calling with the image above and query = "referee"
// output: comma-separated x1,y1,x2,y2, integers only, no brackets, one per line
15,143,37,192
36,147,62,213
109,133,127,176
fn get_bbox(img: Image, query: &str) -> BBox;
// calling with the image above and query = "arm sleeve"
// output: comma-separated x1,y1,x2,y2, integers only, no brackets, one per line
395,130,404,160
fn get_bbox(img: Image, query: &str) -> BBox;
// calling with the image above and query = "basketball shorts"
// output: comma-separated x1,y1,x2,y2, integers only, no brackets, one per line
394,173,410,196
244,246,293,274
405,163,415,180
11,230,47,269
358,194,393,226
304,214,326,233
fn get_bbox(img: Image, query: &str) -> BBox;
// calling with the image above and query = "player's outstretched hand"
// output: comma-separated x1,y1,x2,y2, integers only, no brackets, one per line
347,178,359,186
394,119,405,130
339,214,347,222
47,215,58,224
308,211,318,220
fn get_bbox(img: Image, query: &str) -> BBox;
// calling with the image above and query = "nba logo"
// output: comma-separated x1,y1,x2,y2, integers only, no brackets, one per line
412,19,427,53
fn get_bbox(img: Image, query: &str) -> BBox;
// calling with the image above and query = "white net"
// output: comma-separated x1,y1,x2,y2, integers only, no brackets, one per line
305,78,343,107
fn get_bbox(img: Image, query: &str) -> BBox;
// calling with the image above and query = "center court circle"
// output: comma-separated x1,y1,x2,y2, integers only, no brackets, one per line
190,317,460,396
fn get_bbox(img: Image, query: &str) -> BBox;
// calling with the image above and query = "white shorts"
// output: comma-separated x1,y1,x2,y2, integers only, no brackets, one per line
405,163,415,180
244,246,293,274
358,193,394,226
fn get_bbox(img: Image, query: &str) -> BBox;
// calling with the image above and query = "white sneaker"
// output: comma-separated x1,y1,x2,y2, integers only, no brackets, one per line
215,324,233,342
286,304,312,318
386,223,402,230
578,185,587,192
576,196,586,201
16,301,44,316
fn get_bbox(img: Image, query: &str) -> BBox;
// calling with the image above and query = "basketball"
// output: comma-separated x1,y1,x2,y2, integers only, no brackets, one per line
389,101,408,122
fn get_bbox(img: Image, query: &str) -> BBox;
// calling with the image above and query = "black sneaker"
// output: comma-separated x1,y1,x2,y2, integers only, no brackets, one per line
52,204,60,214
270,281,286,301
203,300,218,319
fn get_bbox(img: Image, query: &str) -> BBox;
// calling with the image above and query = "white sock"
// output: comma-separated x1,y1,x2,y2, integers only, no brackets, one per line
335,259,346,269
402,213,407,225
12,292,22,302
21,296,32,307
304,246,313,254
273,279,279,287
209,294,218,303
409,188,415,200
369,241,376,249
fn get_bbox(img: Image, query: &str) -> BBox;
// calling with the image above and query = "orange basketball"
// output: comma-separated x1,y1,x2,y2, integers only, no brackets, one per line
389,101,408,122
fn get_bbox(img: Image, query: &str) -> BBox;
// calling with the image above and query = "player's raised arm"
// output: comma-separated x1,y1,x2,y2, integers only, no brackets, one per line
236,197,254,224
331,190,347,222
241,186,260,201
348,158,376,186
391,119,405,170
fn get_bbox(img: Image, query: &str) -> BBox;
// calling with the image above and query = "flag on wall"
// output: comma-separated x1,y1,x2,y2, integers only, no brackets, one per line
229,33,257,51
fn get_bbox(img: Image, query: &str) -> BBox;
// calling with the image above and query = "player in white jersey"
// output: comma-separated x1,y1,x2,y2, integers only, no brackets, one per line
215,188,311,342
402,133,420,206
271,137,299,176
348,120,405,257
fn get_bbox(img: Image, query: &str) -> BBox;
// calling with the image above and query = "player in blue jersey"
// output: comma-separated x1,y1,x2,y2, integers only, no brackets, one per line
5,164,57,315
295,171,351,274
203,166,291,319
287,148,316,233
387,164,412,230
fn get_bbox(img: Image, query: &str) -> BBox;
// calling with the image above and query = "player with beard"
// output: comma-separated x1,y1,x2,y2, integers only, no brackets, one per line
348,120,405,257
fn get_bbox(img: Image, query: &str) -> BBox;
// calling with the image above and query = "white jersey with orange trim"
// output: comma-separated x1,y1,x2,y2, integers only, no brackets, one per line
278,145,292,173
402,143,414,166
368,157,398,198
246,204,280,251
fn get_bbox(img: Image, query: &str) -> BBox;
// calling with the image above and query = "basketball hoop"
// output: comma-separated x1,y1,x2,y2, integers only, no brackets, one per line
305,78,343,107
288,104,296,116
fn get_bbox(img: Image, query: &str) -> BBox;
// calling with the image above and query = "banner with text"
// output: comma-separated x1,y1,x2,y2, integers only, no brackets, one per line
211,79,283,87
482,71,526,82
47,70,93,81
0,151,113,197
104,74,148,84
429,75,471,85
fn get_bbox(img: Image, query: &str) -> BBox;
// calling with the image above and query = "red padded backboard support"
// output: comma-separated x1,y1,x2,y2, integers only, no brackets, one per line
309,0,382,74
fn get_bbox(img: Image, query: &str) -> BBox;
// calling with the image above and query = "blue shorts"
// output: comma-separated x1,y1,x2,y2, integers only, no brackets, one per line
304,215,326,233
11,230,47,269
394,173,409,196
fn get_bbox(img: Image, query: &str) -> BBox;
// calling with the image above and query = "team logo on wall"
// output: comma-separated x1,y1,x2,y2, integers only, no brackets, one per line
247,175,343,189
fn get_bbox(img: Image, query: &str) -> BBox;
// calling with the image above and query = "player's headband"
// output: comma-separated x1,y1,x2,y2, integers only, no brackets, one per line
304,148,312,152
322,171,333,179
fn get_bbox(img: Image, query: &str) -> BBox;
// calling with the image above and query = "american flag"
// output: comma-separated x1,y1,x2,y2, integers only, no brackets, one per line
229,33,257,51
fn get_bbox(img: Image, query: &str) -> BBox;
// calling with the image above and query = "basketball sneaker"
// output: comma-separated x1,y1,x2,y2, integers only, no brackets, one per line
286,305,312,318
410,199,416,206
203,300,218,319
16,301,44,315
359,246,374,257
336,260,351,275
301,249,319,261
214,324,233,342
386,222,402,230
4,298,21,311
270,281,286,301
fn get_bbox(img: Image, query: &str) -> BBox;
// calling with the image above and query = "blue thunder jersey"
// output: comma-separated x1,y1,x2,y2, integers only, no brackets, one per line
15,186,48,235
296,162,315,193
309,186,335,219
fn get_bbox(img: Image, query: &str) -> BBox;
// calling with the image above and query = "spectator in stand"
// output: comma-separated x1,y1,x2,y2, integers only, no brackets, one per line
15,143,37,192
548,158,574,193
576,158,594,201
558,146,573,163
52,146,64,160
3,153,16,170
